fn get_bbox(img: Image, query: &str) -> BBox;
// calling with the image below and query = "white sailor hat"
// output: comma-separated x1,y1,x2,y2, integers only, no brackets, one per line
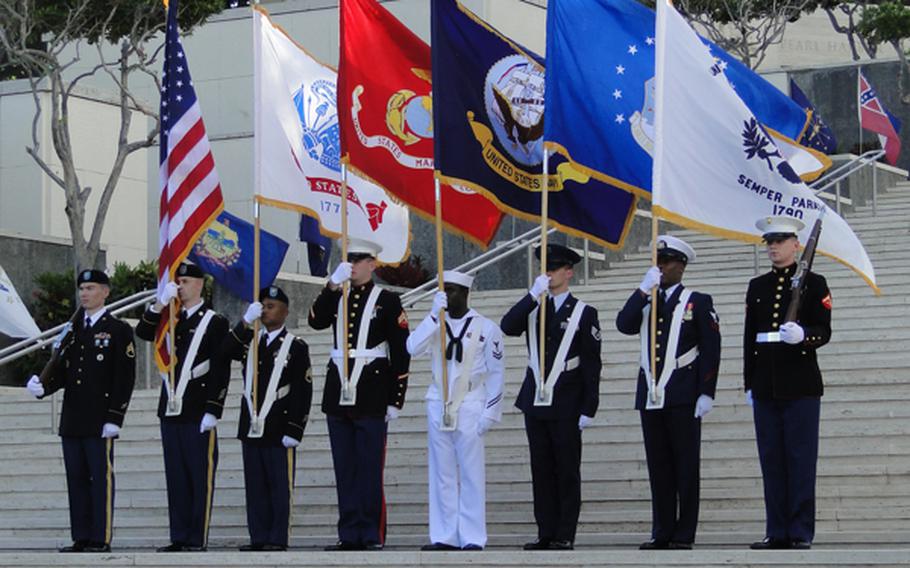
442,270,474,289
756,216,805,241
656,235,696,264
343,238,383,259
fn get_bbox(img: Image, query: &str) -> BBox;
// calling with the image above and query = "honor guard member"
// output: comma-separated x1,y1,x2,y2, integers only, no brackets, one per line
222,286,312,551
745,217,831,551
500,244,602,551
135,261,230,552
25,269,136,553
308,238,411,551
615,236,721,550
407,271,505,551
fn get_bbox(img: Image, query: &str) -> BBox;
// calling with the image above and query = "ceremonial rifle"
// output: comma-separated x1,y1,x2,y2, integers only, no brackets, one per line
784,212,824,323
38,308,82,386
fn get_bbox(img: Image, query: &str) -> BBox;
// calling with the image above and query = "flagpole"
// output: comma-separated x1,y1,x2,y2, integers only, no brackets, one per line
857,67,864,154
649,213,659,404
341,160,351,402
167,295,176,407
434,176,450,426
537,148,550,403
252,201,261,418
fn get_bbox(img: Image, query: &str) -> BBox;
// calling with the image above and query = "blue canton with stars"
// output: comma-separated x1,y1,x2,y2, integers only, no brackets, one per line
159,0,199,166
544,0,811,196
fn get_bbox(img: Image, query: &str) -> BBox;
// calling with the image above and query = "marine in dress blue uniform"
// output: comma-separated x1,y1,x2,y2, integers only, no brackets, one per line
615,236,721,550
134,262,230,552
745,217,832,551
26,269,136,553
500,244,602,551
308,239,410,551
222,286,312,552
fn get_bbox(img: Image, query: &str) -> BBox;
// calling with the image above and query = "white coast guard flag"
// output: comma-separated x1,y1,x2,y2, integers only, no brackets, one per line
652,0,876,292
0,264,40,338
253,7,410,264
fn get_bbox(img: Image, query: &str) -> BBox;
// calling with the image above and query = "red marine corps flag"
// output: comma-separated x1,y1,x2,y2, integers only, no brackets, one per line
338,0,503,247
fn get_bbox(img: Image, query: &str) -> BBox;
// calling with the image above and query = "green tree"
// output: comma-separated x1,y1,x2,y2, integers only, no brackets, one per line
859,1,910,102
0,0,225,271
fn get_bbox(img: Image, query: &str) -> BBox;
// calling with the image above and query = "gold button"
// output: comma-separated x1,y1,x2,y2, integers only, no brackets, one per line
753,351,758,355
354,294,361,300
772,323,779,329
658,318,664,323
773,303,779,309
348,333,353,338
349,322,355,328
776,286,783,291
353,303,359,308
779,277,785,283
775,294,781,299
655,344,661,349
773,313,779,318
657,330,662,336
76,380,81,385
655,356,661,362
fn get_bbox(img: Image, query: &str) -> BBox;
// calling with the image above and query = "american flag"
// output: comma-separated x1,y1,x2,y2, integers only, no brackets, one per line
155,0,224,372
858,71,902,166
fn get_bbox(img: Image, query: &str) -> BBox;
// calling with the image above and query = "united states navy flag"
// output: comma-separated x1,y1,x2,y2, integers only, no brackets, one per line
431,0,636,248
188,210,289,302
790,79,838,154
544,0,830,198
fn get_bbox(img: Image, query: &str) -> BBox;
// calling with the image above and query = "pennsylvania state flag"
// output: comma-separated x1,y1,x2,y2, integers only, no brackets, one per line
431,0,636,249
188,210,289,302
544,0,830,198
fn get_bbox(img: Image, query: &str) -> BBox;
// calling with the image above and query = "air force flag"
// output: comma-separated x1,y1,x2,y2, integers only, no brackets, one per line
431,0,635,248
651,0,876,292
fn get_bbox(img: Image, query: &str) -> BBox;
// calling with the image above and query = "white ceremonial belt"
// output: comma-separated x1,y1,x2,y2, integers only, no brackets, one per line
676,347,699,368
563,356,580,373
276,384,290,401
330,344,389,360
756,332,781,343
191,360,210,379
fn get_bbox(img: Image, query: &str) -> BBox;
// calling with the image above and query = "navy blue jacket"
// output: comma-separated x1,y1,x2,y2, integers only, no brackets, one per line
615,286,721,410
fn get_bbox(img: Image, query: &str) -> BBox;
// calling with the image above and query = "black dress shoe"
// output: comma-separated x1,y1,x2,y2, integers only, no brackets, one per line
183,545,206,552
639,540,669,550
790,540,811,550
668,541,693,550
324,541,362,551
261,543,287,551
239,543,263,551
462,544,483,551
59,541,88,553
421,542,459,551
549,540,574,550
750,537,790,550
83,543,111,553
523,538,551,550
364,542,384,551
156,542,185,552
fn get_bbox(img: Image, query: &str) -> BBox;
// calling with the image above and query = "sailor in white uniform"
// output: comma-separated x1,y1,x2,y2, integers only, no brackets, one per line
407,271,505,551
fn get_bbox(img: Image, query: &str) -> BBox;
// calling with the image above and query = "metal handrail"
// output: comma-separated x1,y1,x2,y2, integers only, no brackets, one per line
400,227,557,308
811,150,885,194
0,289,156,367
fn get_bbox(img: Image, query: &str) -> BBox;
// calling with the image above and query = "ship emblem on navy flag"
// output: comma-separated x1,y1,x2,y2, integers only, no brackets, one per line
484,54,545,167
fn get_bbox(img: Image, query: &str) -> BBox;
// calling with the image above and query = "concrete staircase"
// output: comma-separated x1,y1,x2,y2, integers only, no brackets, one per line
1,182,909,566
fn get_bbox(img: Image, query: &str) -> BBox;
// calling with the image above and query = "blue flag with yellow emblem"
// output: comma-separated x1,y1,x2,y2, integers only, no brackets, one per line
544,0,826,196
790,79,838,154
188,210,289,302
431,0,636,249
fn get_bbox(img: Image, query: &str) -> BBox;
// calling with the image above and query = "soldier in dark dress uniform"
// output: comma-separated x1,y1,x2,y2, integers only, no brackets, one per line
308,238,410,551
134,261,229,552
222,286,312,552
26,269,136,553
615,236,721,550
745,216,831,551
500,244,602,551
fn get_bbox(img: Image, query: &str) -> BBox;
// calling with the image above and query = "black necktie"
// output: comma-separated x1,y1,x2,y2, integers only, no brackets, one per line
83,317,92,332
445,317,473,362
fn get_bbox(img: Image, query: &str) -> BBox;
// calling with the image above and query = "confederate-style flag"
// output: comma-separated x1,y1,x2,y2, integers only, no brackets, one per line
859,71,902,166
338,0,503,247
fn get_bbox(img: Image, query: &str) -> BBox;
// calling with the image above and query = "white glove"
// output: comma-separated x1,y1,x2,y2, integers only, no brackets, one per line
158,281,179,306
385,405,400,422
476,417,496,436
101,423,121,438
431,291,447,318
694,394,714,419
779,322,805,345
529,274,550,300
578,415,594,430
26,375,44,398
638,266,662,294
281,435,300,449
243,302,263,325
199,412,218,433
330,262,353,286
745,390,754,408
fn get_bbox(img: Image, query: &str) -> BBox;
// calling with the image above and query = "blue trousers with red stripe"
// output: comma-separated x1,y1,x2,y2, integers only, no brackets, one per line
61,436,114,545
326,414,387,546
